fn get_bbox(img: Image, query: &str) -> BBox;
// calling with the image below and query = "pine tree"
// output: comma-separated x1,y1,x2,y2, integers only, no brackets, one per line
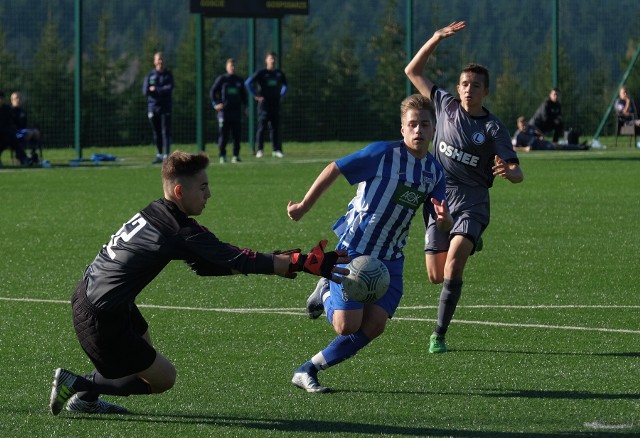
367,0,406,139
281,16,327,141
30,7,73,148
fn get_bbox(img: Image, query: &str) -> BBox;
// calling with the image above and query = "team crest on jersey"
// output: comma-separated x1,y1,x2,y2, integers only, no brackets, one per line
486,120,500,137
421,171,434,186
471,131,485,145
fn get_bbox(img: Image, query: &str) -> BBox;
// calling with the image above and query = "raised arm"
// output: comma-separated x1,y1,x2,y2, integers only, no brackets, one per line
404,21,466,97
287,161,342,221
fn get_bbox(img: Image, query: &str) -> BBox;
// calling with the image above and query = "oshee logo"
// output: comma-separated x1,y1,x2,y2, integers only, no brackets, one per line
392,185,427,210
438,141,480,167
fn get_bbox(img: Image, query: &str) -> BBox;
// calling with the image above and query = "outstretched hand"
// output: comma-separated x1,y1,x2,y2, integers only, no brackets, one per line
287,201,307,221
285,240,350,282
493,155,524,183
434,21,466,40
431,198,453,232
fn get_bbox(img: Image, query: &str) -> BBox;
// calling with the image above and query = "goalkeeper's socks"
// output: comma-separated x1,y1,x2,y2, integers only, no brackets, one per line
321,330,371,368
92,372,152,396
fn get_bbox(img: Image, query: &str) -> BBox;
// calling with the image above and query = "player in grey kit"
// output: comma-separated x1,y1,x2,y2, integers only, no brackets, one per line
405,21,524,353
48,151,349,415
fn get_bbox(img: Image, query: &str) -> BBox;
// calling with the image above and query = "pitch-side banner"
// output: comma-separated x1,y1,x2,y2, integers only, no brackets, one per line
190,0,309,18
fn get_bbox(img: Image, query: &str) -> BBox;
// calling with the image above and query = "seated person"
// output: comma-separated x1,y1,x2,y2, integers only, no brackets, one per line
614,86,640,130
512,116,554,151
0,91,30,166
529,87,563,144
11,91,42,163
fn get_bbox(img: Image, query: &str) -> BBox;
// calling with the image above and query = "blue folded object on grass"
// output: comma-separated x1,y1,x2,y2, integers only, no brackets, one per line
90,153,119,162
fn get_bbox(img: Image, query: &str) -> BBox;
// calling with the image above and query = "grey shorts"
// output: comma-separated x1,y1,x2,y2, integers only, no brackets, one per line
424,184,490,254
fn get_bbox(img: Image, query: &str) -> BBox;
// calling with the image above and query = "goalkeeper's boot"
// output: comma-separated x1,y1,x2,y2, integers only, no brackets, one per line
66,394,128,414
306,278,329,319
291,362,329,393
428,334,447,353
50,368,79,415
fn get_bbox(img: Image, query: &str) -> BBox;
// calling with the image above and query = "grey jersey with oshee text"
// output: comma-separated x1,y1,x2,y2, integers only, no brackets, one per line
431,86,518,189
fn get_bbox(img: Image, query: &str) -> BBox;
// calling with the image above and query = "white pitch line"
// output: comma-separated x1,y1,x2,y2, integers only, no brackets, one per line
583,421,634,430
1,296,639,334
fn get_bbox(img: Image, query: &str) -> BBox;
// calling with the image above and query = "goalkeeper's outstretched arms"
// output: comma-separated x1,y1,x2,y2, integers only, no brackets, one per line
275,240,350,283
186,240,350,283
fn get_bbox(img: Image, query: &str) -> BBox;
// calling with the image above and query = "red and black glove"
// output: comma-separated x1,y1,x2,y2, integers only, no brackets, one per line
286,240,340,280
273,247,301,279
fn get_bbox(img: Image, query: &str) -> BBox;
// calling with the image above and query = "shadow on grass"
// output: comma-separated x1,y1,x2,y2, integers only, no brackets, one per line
481,389,640,400
61,411,634,437
459,348,640,358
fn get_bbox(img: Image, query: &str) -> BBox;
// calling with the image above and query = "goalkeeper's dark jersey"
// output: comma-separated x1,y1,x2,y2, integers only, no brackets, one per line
84,198,274,311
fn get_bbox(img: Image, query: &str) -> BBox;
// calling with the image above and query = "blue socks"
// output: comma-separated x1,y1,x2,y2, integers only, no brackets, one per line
320,330,371,369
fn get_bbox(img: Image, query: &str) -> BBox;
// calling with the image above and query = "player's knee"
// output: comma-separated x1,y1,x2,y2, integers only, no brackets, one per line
150,368,176,394
332,320,359,336
427,272,444,284
362,321,386,339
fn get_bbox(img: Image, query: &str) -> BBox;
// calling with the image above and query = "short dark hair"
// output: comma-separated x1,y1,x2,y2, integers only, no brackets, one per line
462,63,490,88
162,151,209,185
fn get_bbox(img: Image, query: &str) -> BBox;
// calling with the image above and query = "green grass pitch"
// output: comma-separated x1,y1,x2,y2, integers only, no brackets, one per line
0,142,638,436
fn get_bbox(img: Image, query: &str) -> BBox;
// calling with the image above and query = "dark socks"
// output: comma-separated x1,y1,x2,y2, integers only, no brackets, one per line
435,278,463,336
77,370,152,402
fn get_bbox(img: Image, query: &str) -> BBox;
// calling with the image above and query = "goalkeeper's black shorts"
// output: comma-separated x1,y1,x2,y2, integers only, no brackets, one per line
71,278,156,379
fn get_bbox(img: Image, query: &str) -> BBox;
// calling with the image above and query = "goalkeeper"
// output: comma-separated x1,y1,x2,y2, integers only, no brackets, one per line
287,94,452,393
49,151,348,415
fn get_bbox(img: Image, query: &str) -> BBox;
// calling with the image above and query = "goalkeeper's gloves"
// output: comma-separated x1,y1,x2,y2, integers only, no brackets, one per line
280,240,340,279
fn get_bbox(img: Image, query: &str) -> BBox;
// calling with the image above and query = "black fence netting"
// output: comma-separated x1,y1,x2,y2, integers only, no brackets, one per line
1,0,639,149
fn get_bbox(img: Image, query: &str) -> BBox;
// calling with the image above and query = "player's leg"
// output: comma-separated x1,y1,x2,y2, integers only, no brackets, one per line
161,113,172,158
255,113,268,157
270,112,283,157
55,292,161,414
217,116,229,162
426,251,447,284
552,120,564,143
293,261,400,392
231,119,242,161
65,329,171,414
429,234,473,353
424,217,450,284
149,112,163,163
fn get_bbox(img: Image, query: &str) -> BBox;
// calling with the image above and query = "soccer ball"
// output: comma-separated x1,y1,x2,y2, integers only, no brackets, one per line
341,255,390,303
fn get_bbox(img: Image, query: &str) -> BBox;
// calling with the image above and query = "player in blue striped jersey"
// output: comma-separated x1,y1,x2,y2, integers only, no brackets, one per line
405,21,524,354
287,94,452,392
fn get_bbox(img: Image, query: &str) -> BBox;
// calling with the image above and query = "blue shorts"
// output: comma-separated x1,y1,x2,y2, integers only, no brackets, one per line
328,257,404,318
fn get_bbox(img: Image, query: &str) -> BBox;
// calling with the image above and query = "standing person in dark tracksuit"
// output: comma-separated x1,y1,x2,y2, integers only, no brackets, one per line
210,58,248,163
245,52,288,158
143,52,174,164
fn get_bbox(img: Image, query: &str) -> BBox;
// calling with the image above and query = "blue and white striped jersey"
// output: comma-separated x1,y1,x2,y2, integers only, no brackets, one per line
332,141,446,261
